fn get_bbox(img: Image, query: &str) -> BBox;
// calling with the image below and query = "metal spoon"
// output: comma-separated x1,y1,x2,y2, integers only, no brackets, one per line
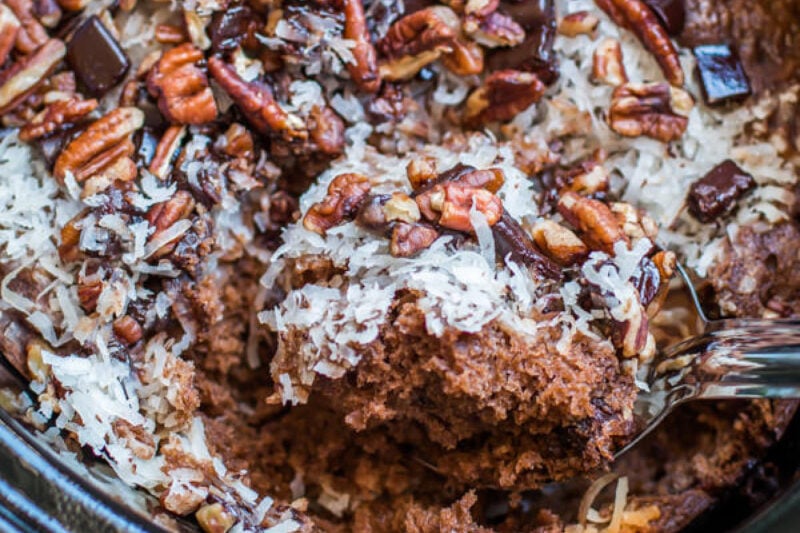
617,262,800,458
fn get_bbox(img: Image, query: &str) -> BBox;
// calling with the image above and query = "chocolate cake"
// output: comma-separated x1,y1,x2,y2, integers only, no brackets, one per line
0,0,797,531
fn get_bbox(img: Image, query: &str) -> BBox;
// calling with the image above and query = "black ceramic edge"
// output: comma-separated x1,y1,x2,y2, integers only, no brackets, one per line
0,407,165,533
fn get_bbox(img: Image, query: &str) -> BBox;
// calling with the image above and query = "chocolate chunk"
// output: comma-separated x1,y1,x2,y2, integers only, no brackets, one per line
66,16,130,96
642,0,685,35
688,160,755,223
487,0,559,85
693,44,751,106
208,5,262,54
492,211,562,280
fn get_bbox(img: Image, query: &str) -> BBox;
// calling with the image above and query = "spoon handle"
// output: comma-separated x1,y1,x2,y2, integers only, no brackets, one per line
658,319,800,400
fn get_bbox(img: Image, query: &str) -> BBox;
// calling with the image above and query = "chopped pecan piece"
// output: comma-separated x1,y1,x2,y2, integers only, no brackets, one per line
58,214,82,263
645,249,676,315
0,38,65,114
406,157,438,191
440,39,484,76
530,219,589,266
53,107,143,185
592,38,627,85
146,190,195,259
148,125,186,180
465,69,545,126
609,82,692,142
378,7,458,80
558,11,599,37
557,191,629,254
463,10,525,48
218,122,254,160
417,181,503,233
0,5,21,65
303,173,371,235
390,222,439,257
595,0,683,86
155,24,187,45
307,104,346,156
113,315,143,345
384,192,421,223
611,299,654,359
147,43,218,125
611,201,658,243
19,96,97,141
6,0,48,53
77,278,102,311
342,0,380,92
208,56,306,141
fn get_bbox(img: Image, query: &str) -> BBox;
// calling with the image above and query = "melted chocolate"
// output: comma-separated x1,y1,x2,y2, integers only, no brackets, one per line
694,44,752,106
688,159,755,223
65,16,130,96
486,0,559,84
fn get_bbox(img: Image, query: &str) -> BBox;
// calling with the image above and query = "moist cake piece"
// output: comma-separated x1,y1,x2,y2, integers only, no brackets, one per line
262,133,677,488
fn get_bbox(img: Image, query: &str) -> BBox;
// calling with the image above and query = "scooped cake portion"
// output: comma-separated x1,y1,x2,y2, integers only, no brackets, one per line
261,132,676,488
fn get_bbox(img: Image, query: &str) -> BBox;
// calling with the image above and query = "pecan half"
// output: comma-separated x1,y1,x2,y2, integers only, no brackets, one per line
208,56,307,141
595,0,683,86
0,38,65,114
463,11,525,48
378,7,458,80
592,38,627,85
303,173,371,235
155,24,188,45
19,95,97,141
557,191,629,254
609,82,693,142
530,219,589,266
6,0,48,53
342,0,380,92
390,222,439,257
147,43,218,125
558,11,599,37
465,69,545,126
53,106,143,185
0,5,21,65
